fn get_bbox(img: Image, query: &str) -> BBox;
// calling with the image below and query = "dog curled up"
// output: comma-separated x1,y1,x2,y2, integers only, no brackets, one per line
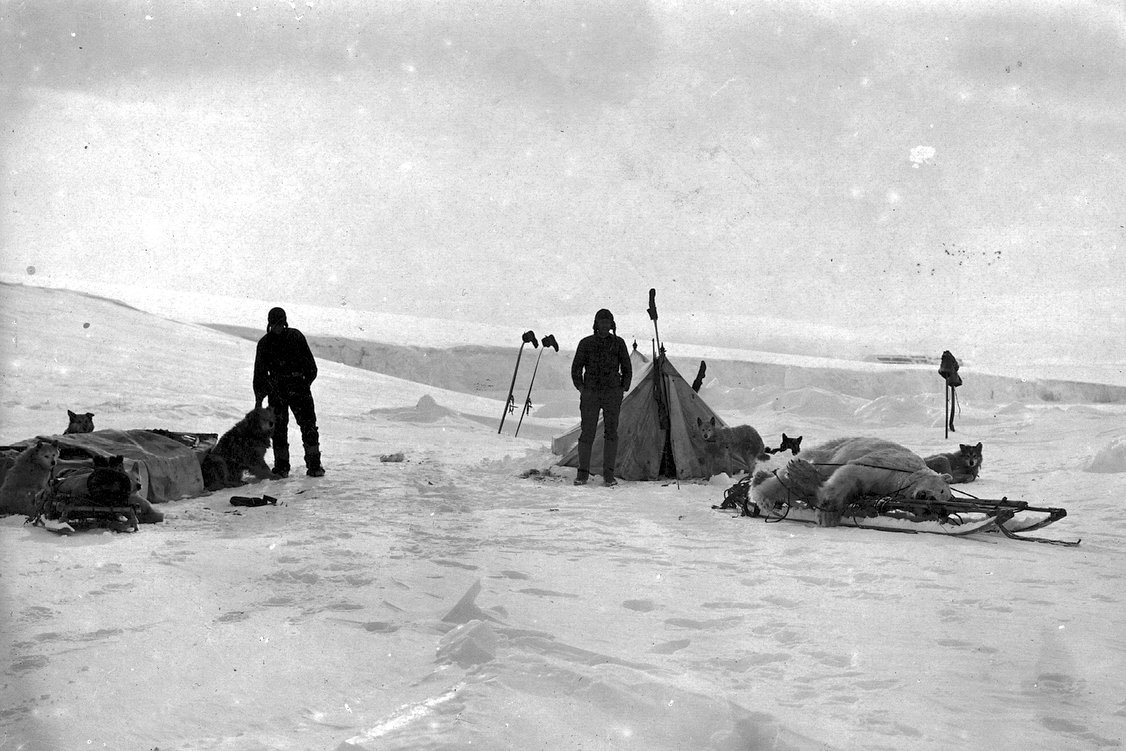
201,402,277,491
751,436,953,527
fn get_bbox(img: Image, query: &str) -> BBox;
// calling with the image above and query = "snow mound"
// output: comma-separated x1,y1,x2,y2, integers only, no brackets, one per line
1084,437,1126,473
768,388,867,419
370,394,458,423
855,394,941,426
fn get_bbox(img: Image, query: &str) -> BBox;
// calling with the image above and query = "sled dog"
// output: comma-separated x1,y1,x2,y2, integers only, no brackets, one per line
0,440,60,516
201,403,276,491
697,416,768,477
64,410,96,434
924,443,982,484
765,433,802,456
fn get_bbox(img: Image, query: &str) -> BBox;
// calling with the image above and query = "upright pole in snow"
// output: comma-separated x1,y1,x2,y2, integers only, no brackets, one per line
515,334,558,437
944,385,950,440
498,330,538,434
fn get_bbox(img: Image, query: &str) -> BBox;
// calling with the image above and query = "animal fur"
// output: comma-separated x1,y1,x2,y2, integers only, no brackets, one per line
924,443,983,484
697,416,768,477
751,436,953,527
201,404,276,491
0,440,60,516
64,410,95,434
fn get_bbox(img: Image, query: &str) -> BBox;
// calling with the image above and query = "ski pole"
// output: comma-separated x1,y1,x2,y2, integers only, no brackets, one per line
498,330,538,434
515,334,558,437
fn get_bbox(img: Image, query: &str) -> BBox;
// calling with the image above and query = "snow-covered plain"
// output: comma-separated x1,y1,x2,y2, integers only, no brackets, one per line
1,282,1124,750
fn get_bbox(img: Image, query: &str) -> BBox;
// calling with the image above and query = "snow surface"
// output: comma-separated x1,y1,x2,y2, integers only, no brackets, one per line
1,283,1124,750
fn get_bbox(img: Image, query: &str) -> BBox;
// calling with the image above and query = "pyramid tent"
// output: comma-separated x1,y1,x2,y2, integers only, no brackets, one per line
629,340,650,369
554,354,734,481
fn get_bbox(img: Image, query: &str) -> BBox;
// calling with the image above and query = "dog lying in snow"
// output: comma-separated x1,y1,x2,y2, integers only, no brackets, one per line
751,436,953,527
924,443,982,484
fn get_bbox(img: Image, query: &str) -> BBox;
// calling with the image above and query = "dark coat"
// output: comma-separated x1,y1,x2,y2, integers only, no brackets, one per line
254,327,318,401
571,334,632,392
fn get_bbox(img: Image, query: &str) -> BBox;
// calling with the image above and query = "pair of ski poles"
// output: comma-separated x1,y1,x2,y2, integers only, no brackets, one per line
498,331,559,436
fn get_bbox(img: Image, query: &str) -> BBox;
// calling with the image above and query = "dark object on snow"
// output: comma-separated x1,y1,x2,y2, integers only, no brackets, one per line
938,350,961,436
939,351,962,388
230,495,278,507
499,330,539,434
691,361,706,393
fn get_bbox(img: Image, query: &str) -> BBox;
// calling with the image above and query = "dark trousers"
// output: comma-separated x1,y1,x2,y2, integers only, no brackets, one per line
269,388,320,470
577,388,624,480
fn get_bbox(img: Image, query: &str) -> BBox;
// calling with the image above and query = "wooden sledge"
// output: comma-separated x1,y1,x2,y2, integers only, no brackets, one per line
744,499,1013,537
716,478,1079,545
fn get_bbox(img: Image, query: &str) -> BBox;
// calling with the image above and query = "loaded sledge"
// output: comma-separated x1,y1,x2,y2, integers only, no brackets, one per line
715,476,1079,546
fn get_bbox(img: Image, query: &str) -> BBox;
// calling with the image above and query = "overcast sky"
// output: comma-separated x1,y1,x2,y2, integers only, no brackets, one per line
2,1,1124,363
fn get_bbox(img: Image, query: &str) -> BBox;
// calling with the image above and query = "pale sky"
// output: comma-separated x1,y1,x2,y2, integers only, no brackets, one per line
2,0,1124,364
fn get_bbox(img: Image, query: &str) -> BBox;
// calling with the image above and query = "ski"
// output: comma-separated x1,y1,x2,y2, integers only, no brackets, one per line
498,330,538,434
515,334,558,437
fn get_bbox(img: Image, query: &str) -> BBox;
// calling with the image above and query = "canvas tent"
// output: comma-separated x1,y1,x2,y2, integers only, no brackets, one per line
554,354,735,481
5,429,213,502
629,340,650,369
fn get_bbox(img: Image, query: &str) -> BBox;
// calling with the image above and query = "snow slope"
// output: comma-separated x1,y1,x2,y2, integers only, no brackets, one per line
1,284,1124,751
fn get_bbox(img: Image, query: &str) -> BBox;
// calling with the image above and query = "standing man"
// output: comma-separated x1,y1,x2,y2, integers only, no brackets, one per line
254,307,325,478
571,308,632,486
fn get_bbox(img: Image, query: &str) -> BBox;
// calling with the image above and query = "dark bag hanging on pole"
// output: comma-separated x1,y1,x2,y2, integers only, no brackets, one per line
938,350,961,436
939,350,962,388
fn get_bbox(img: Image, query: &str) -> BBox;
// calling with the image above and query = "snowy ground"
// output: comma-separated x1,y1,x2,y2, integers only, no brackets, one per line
1,283,1124,751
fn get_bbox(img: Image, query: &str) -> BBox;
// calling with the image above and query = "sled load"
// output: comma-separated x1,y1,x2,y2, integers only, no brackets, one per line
716,475,1078,546
2,429,216,534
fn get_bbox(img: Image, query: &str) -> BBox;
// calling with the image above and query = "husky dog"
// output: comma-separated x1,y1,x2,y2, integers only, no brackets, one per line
0,440,60,516
752,436,953,527
765,433,803,456
924,443,983,484
64,410,96,434
201,403,276,491
697,416,769,477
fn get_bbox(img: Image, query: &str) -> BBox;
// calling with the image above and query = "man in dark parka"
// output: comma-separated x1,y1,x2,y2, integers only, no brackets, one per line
253,307,324,477
571,308,632,486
